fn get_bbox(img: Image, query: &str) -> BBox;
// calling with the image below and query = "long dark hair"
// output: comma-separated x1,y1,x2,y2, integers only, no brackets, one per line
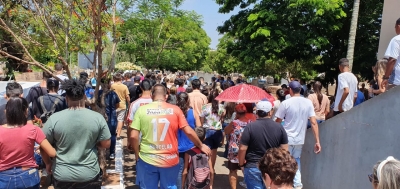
177,92,190,117
225,102,236,119
276,89,285,102
208,90,220,114
6,97,28,126
313,81,323,105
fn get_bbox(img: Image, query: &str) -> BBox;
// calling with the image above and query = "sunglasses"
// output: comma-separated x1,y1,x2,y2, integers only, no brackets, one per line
368,174,373,182
368,174,379,183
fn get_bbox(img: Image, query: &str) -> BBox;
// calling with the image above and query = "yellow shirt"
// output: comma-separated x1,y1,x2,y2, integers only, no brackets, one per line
111,82,129,110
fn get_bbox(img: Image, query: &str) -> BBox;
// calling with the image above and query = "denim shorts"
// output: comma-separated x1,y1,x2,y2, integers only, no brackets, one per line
307,119,324,129
204,129,223,149
136,158,180,189
0,167,40,189
244,167,266,189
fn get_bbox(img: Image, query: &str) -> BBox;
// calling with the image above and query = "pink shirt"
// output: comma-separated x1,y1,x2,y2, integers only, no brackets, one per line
177,87,186,93
0,124,46,171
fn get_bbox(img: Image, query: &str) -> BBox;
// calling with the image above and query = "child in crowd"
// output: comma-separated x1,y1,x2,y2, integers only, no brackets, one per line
182,127,214,189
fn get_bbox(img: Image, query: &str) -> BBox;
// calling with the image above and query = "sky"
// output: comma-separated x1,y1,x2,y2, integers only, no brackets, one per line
180,0,239,49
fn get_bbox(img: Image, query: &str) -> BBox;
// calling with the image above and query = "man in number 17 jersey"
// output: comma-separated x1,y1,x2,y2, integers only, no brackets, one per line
130,84,211,189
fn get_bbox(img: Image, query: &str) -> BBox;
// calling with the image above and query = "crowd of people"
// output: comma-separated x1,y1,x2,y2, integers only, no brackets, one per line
0,18,400,188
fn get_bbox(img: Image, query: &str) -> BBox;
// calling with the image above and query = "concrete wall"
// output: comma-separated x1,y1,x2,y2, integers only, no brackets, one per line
377,0,400,59
301,86,400,188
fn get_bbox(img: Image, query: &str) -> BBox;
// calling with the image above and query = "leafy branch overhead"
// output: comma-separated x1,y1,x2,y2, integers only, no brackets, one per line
215,0,383,82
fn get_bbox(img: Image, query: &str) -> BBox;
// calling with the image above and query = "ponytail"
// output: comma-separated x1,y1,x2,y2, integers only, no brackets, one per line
177,92,189,117
313,81,323,105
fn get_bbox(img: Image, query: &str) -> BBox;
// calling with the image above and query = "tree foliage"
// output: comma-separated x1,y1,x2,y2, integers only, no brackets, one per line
203,35,241,75
118,0,210,72
215,0,383,82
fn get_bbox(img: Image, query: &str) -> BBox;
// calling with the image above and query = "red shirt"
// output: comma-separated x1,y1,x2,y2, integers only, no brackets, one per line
0,124,46,171
177,87,186,93
284,90,290,95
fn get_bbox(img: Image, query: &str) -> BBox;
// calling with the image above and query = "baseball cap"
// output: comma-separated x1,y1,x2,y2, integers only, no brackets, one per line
134,76,141,81
91,78,97,87
256,101,273,113
289,81,301,91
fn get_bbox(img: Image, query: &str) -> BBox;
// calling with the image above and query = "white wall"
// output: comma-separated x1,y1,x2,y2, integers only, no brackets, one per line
301,85,400,188
377,0,400,59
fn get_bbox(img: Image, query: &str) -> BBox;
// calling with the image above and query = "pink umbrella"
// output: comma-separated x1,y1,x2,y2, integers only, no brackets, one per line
215,84,275,104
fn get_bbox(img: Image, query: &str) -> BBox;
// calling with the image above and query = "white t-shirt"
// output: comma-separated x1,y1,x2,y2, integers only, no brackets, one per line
56,74,69,95
127,97,153,121
275,96,315,145
384,35,400,85
333,72,358,112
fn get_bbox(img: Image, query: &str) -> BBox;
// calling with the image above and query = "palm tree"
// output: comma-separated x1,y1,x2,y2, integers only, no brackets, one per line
346,0,361,72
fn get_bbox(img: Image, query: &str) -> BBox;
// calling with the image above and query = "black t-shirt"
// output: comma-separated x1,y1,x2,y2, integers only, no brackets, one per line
33,94,67,120
26,86,48,118
0,104,6,125
128,84,142,103
123,80,134,88
240,118,288,168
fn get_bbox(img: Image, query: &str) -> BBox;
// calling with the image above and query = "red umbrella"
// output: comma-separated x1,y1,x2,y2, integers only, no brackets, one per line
215,84,275,104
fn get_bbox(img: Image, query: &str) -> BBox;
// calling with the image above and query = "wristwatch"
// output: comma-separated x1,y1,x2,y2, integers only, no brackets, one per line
383,75,390,80
239,164,244,167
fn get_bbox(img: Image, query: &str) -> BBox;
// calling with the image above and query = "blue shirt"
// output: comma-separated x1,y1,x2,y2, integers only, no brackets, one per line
354,90,365,106
105,90,120,126
178,108,196,153
85,88,95,99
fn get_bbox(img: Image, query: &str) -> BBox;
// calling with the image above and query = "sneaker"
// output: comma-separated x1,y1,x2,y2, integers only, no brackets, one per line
109,153,115,160
239,181,247,188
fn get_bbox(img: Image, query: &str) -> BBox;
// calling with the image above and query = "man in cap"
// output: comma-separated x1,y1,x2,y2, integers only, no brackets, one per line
274,81,321,189
238,100,289,189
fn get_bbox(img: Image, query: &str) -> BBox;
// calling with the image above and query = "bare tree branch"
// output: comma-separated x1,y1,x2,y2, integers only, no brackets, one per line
0,50,62,82
0,23,44,47
0,18,38,64
32,0,72,79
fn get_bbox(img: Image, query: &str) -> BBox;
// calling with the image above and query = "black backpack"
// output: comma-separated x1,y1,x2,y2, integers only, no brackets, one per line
129,84,142,103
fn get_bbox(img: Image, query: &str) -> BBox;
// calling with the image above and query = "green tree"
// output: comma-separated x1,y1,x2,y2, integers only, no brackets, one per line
0,0,122,178
118,0,210,71
215,0,383,83
216,0,346,76
203,35,241,75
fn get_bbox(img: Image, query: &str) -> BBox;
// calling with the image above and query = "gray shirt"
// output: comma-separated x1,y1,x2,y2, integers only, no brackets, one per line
43,108,111,182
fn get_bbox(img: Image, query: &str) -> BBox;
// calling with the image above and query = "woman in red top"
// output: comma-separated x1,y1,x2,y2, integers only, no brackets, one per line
224,104,256,189
0,97,56,189
177,78,186,94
